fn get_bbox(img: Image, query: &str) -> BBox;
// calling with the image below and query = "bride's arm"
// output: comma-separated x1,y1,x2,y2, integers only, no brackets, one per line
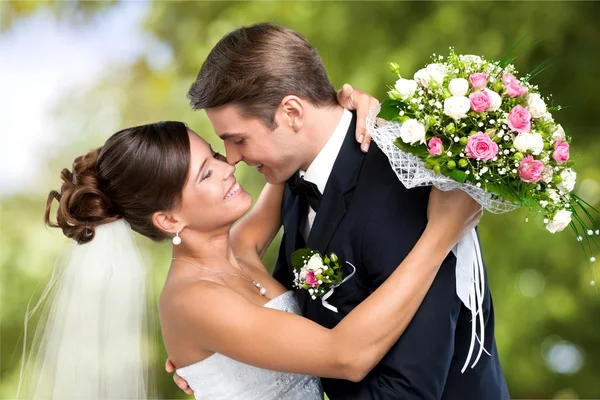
230,183,285,259
180,189,482,381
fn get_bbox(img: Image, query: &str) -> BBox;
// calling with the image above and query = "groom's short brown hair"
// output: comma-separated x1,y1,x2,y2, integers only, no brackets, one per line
187,23,338,129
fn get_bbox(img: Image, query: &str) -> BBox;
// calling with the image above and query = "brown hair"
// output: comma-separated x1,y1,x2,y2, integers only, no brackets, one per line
45,121,190,244
187,22,338,129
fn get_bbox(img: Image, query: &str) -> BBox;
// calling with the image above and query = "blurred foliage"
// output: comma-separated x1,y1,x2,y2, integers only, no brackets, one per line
0,0,116,32
2,1,600,399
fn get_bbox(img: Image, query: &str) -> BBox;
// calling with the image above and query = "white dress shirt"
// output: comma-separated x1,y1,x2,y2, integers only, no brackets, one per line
299,109,353,241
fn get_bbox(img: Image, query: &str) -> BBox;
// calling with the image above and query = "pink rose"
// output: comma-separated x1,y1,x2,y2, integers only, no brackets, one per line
306,272,318,287
507,105,531,133
465,132,498,162
469,91,492,113
502,73,528,98
518,155,544,183
469,73,488,90
553,138,570,163
428,137,443,156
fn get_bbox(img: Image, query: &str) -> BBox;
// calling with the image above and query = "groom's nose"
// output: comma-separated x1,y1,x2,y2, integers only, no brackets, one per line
224,143,242,165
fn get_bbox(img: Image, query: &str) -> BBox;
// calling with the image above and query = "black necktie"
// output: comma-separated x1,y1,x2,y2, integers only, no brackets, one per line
287,173,322,212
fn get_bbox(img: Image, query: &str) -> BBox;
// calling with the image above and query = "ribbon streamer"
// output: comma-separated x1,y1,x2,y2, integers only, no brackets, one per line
321,261,357,313
453,228,490,373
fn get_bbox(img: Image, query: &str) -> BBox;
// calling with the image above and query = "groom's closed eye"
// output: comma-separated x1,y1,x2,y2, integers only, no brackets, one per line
220,133,247,145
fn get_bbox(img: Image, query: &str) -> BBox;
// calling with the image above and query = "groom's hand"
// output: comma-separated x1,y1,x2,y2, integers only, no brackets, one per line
337,84,379,153
165,358,194,395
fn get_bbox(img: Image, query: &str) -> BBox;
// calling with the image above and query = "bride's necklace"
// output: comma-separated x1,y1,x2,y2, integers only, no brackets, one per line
171,257,268,297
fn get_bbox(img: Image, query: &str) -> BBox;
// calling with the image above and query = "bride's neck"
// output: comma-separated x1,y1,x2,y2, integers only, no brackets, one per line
172,230,238,267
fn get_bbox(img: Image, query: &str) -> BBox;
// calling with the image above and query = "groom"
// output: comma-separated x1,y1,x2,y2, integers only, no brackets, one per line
177,23,509,399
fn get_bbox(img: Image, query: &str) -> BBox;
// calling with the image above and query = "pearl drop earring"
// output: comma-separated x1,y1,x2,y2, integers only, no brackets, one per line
172,229,182,246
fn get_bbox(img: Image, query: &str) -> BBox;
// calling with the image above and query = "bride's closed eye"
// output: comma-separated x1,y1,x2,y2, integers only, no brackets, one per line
201,152,227,181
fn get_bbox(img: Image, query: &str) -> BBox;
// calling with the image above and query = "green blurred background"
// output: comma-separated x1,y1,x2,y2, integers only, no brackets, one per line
1,1,599,399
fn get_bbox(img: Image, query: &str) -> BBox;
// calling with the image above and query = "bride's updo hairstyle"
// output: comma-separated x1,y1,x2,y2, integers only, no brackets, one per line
44,121,191,244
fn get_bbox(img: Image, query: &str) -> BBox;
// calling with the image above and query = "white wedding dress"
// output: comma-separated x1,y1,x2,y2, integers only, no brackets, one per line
176,291,324,399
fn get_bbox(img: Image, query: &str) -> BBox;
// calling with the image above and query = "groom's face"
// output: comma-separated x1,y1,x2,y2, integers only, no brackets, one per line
206,105,299,184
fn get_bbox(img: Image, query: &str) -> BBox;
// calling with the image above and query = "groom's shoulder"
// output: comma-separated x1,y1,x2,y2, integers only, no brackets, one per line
360,141,421,194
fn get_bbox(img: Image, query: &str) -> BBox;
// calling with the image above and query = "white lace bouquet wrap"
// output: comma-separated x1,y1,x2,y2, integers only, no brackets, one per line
367,106,519,214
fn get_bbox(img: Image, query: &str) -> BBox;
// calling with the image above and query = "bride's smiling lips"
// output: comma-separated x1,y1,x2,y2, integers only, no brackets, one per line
224,180,243,200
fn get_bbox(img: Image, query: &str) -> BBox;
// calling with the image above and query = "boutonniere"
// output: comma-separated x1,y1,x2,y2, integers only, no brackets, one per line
291,249,343,299
291,248,356,313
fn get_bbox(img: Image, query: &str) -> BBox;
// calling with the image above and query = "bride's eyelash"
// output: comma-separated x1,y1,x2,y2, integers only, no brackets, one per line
202,152,224,181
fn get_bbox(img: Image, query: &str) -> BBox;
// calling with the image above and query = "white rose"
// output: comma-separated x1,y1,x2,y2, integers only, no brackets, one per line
426,63,447,86
300,269,307,280
542,165,554,184
448,78,469,96
400,119,426,145
306,254,324,272
513,133,531,153
526,93,547,118
484,89,502,111
557,168,577,193
528,132,544,155
513,132,544,155
443,96,471,120
414,68,430,87
545,210,572,234
394,78,418,99
552,124,566,142
547,189,562,204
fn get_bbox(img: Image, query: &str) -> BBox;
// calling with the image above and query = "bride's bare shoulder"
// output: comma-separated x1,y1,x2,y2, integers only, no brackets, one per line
159,279,240,319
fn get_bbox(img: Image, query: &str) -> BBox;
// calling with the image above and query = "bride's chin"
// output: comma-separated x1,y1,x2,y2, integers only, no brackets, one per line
229,193,253,216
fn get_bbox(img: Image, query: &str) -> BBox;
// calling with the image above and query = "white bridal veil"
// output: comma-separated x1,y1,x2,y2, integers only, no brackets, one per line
17,220,153,399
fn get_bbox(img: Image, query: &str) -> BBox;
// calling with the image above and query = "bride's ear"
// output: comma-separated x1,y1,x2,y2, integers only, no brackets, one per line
152,211,182,236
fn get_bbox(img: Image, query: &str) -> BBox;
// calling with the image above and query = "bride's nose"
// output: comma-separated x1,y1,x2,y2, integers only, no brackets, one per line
223,162,236,180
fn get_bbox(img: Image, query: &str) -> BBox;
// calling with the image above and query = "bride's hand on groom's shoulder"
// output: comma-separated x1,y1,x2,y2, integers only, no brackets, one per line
165,358,194,395
337,84,380,153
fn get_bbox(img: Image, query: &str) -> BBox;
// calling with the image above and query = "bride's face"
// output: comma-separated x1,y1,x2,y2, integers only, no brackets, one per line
176,131,253,233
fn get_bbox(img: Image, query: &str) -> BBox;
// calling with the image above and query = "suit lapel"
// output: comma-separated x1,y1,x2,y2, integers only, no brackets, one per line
300,113,365,312
282,194,304,272
306,112,363,252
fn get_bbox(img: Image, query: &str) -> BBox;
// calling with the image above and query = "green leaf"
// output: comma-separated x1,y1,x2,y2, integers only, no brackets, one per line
440,164,467,183
378,98,403,121
393,138,430,158
291,248,317,270
497,35,528,69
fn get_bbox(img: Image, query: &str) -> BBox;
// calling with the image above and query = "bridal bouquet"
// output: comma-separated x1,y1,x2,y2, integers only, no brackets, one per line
367,49,598,371
369,49,599,263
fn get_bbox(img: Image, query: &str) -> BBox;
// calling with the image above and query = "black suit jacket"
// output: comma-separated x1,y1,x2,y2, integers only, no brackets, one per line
273,113,509,400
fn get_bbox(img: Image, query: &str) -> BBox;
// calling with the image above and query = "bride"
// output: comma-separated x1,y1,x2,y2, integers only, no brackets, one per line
25,116,481,398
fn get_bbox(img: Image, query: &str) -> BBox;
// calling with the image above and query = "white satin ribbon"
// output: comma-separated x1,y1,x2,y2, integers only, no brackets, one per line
453,227,491,373
321,261,357,313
